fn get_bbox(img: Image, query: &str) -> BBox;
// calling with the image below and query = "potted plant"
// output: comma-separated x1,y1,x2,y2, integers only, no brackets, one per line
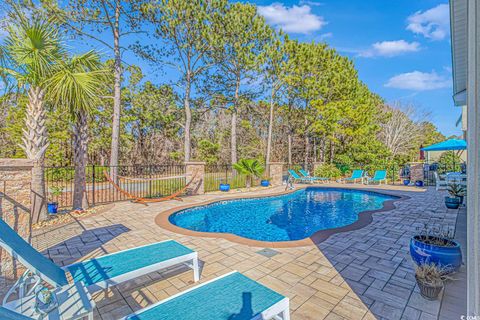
414,263,448,300
445,183,464,209
448,183,465,205
233,159,265,188
403,179,410,186
47,186,63,214
410,225,462,273
415,180,424,187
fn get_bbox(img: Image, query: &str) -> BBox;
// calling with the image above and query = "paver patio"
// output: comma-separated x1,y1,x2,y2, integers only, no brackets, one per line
30,184,465,320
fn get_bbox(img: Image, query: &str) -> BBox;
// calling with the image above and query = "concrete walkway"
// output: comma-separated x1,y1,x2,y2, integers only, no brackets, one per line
31,184,465,320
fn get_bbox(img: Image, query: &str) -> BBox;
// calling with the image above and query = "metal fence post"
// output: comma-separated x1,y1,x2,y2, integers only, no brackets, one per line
92,165,95,206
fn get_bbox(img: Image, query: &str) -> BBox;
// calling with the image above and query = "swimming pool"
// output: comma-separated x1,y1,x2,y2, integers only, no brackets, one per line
168,188,398,242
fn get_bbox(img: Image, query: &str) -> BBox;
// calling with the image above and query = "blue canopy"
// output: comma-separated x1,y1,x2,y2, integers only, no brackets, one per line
421,139,467,151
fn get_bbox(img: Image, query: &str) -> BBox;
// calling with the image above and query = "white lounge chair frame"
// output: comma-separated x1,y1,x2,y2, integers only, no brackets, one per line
64,240,200,292
1,239,199,303
121,271,290,320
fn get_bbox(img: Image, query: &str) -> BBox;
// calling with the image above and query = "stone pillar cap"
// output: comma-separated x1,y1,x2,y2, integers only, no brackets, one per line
184,161,206,165
0,158,35,169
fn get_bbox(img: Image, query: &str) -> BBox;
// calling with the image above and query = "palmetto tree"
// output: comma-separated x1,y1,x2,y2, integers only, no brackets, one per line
0,11,64,221
46,51,107,209
233,159,265,188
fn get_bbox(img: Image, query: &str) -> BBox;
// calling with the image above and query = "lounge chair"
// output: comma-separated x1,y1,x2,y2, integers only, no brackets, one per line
434,172,448,191
0,219,199,301
366,170,387,185
299,169,329,184
343,170,364,184
288,169,312,183
0,307,33,320
122,271,290,320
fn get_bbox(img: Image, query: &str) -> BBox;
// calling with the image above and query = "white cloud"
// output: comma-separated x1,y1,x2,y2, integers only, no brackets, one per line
385,71,451,91
359,40,421,57
299,0,324,7
406,4,450,40
257,3,326,34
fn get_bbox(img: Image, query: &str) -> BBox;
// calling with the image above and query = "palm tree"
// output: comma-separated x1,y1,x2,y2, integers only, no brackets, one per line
46,51,107,210
0,10,64,221
233,159,265,188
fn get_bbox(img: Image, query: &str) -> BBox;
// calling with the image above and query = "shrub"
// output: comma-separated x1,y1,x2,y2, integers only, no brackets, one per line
314,164,342,179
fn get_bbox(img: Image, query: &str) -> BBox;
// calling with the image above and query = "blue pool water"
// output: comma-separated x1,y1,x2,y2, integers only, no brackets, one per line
169,188,397,242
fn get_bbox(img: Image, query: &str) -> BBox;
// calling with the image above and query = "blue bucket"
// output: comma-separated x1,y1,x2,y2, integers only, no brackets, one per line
47,202,58,214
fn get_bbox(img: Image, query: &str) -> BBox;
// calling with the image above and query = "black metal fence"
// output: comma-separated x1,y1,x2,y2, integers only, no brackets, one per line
204,164,260,192
45,164,186,208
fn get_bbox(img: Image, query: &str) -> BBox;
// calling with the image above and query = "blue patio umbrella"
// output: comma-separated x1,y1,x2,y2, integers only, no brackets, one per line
421,139,467,172
421,139,467,151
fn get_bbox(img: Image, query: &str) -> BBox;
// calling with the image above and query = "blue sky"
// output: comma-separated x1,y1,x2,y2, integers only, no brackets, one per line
252,0,459,137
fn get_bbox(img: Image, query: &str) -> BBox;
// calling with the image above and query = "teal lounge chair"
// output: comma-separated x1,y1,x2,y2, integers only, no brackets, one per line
0,307,32,320
343,170,364,184
367,170,387,185
123,271,290,320
299,169,329,184
288,169,312,183
0,219,199,301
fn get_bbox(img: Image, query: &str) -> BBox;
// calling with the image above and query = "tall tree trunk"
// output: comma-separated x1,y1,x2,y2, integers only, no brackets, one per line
265,87,275,171
184,76,192,162
231,77,240,164
288,132,292,164
73,112,89,209
330,140,335,164
22,87,48,222
313,137,317,163
109,1,121,174
320,136,326,163
304,116,309,168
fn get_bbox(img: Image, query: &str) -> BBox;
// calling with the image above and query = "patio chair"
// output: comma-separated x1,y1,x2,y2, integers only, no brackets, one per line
0,219,200,302
366,170,387,185
299,169,329,184
434,172,448,191
122,271,290,320
288,169,312,184
343,170,364,184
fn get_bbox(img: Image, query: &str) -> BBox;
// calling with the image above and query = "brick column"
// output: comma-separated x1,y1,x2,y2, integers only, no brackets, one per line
267,162,285,186
184,162,205,195
409,162,425,183
0,159,34,292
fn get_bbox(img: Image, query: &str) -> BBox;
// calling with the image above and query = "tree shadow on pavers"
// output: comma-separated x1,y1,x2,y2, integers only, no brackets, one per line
308,190,451,320
42,224,131,266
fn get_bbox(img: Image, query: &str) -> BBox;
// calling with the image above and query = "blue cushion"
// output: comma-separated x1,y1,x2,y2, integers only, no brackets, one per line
67,240,194,286
0,219,68,287
0,307,33,319
127,272,285,320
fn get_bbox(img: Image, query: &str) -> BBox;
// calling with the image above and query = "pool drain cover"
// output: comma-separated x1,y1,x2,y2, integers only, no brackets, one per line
256,248,280,258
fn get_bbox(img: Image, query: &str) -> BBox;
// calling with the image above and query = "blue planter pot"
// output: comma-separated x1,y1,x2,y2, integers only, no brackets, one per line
415,180,424,187
445,196,461,209
261,180,270,187
47,202,58,214
403,179,410,186
410,235,462,273
219,184,230,192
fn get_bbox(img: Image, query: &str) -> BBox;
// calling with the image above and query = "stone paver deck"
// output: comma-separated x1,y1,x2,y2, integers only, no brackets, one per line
31,184,464,320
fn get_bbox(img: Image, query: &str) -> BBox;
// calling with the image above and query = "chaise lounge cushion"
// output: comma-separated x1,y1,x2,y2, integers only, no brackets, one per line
126,272,285,320
66,240,194,286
